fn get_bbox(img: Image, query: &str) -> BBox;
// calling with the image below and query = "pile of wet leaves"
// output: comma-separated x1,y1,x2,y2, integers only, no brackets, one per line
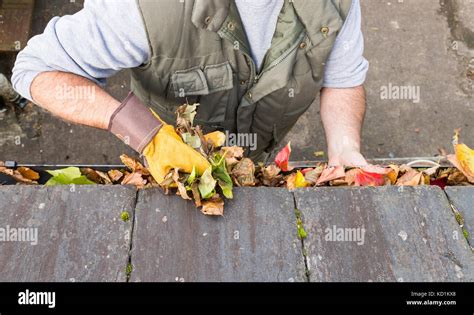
1,104,473,216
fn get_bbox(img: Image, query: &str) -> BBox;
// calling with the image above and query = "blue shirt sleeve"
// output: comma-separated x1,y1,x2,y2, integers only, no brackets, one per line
12,0,150,101
322,0,369,88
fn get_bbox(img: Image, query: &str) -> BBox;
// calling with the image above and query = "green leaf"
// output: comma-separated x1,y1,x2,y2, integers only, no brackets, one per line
45,167,96,186
187,166,197,185
198,167,216,199
211,153,233,199
218,179,233,199
181,132,201,149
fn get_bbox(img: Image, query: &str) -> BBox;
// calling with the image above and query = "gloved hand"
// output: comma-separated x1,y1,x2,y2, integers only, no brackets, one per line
108,92,210,184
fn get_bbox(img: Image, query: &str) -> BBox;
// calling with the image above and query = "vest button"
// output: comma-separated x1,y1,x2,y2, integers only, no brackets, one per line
227,21,235,31
321,26,329,36
240,80,246,86
204,16,212,25
247,92,253,100
299,42,307,49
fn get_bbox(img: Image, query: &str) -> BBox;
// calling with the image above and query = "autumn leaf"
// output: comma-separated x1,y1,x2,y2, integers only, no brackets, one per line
198,166,217,199
211,153,233,199
261,164,282,186
302,166,324,185
175,103,199,135
314,151,325,158
344,165,390,187
46,167,96,186
447,169,469,186
275,142,293,172
187,166,197,186
387,164,400,184
316,166,346,186
172,168,191,200
231,158,256,187
81,168,112,185
121,172,147,188
354,169,386,186
205,131,226,148
120,154,150,176
221,146,244,168
181,132,202,149
430,178,447,189
190,182,202,207
201,194,224,216
0,168,38,184
108,169,124,183
17,167,40,181
396,166,423,186
286,170,310,190
447,129,474,183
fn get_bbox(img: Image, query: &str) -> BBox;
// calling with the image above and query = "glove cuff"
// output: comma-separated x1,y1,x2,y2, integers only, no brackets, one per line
108,92,162,153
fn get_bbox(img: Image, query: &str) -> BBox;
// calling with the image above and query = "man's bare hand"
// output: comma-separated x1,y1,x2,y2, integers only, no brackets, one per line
320,85,367,167
328,149,368,168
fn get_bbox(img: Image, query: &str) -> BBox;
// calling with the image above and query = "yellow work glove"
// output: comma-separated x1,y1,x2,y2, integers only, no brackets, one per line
108,92,210,184
143,124,210,184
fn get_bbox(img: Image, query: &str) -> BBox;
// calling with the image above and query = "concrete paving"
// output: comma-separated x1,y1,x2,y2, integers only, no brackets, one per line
0,0,473,163
294,186,474,282
445,186,474,247
0,186,136,282
130,187,305,282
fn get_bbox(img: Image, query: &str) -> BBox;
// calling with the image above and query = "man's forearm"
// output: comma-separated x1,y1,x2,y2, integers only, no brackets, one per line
30,72,120,130
320,85,367,166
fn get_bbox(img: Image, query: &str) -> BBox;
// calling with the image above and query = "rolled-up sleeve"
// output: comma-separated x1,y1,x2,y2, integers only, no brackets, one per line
322,0,369,88
12,0,150,101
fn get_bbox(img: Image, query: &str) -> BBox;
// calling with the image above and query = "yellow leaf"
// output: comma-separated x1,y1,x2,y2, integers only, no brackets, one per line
448,130,474,183
287,171,309,190
204,131,226,147
295,171,310,188
387,164,400,185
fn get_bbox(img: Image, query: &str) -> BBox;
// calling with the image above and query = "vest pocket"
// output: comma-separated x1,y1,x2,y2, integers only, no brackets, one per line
169,62,235,129
171,65,209,97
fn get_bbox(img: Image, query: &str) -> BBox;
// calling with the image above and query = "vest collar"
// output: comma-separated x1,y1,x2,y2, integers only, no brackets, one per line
191,0,232,32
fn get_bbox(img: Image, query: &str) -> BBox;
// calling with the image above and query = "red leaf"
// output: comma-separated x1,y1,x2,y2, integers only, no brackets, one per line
430,178,447,189
275,142,293,172
354,169,385,186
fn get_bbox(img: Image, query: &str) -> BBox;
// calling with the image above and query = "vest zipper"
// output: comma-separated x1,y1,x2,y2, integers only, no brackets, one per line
254,31,306,84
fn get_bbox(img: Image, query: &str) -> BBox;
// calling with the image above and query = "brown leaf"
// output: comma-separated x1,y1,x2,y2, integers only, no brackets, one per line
302,166,324,185
231,158,256,186
107,169,124,183
172,168,191,200
447,169,469,186
396,167,423,186
120,154,150,176
221,146,244,168
0,168,37,184
121,172,147,188
17,167,40,181
81,168,112,184
344,169,359,186
201,194,224,216
316,166,345,186
191,182,202,207
261,164,282,186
